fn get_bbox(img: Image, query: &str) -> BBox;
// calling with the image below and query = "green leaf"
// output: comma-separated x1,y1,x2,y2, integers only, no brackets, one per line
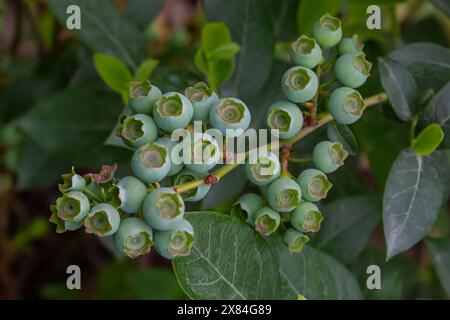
327,121,358,155
383,149,447,259
346,0,407,3
269,0,299,41
296,0,342,36
125,0,165,28
201,22,233,53
151,66,202,93
207,59,235,93
194,49,208,75
378,57,418,121
312,196,381,265
412,124,444,156
206,43,241,62
93,53,132,95
430,0,450,17
133,58,159,81
425,238,450,297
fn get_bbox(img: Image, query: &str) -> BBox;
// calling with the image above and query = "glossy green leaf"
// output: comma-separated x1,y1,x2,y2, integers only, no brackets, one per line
93,53,132,95
269,0,299,40
425,238,450,297
327,121,358,155
296,0,342,36
201,22,233,53
412,124,444,156
206,43,241,62
430,0,450,17
133,58,159,81
126,0,165,28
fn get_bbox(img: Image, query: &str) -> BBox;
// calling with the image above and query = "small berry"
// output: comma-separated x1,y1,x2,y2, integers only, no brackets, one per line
131,141,171,183
55,191,90,222
297,169,332,202
84,203,121,237
328,87,365,124
153,92,193,132
338,34,364,55
312,14,342,48
266,101,303,139
334,52,372,88
115,114,158,148
157,137,184,176
245,151,281,186
109,176,147,214
128,80,162,114
312,141,348,173
281,66,318,103
65,219,84,231
209,98,251,137
283,228,309,254
143,187,185,230
58,167,85,192
231,193,264,223
290,202,324,232
291,35,322,69
267,178,302,212
172,169,211,202
114,217,153,259
185,133,221,173
154,219,195,259
252,207,281,236
185,82,219,123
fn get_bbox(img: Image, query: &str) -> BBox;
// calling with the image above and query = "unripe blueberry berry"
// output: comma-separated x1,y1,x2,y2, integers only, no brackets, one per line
290,202,324,232
109,176,147,214
65,219,84,231
58,168,85,192
266,101,303,139
231,193,264,223
114,217,153,259
252,207,281,236
143,187,185,230
115,114,158,148
291,35,322,69
128,80,162,115
281,66,318,103
267,178,302,212
283,228,309,254
185,82,219,123
157,137,184,176
131,141,171,183
153,92,193,132
312,14,342,48
154,219,195,259
209,98,251,138
84,203,121,237
334,52,372,88
55,191,90,222
338,34,364,55
312,141,348,173
245,151,281,186
328,87,365,124
172,169,211,202
185,133,221,173
297,169,332,202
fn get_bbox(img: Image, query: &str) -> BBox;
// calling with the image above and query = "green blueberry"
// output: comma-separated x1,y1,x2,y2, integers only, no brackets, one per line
157,137,184,176
109,176,147,214
267,178,302,212
55,191,90,222
185,133,221,173
153,92,193,132
245,151,281,186
312,141,348,173
65,219,84,231
115,113,158,148
131,141,171,183
231,193,264,223
312,14,342,48
338,34,364,55
283,228,309,254
172,169,211,202
328,87,365,124
290,202,324,233
185,82,219,123
252,207,281,236
209,98,251,138
297,169,332,202
281,66,318,103
128,80,162,114
143,187,185,230
266,101,303,139
291,35,322,69
58,167,85,192
154,219,195,259
84,203,120,237
114,217,153,259
334,52,372,88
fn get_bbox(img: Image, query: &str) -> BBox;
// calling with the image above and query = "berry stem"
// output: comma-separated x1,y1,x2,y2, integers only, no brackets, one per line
280,145,291,177
82,187,102,203
288,157,312,163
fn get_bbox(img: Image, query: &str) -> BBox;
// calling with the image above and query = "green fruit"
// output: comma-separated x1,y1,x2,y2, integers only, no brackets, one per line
114,217,153,259
245,151,281,186
281,66,318,103
157,137,184,176
334,52,372,88
338,34,364,55
185,133,221,173
64,219,84,231
290,202,324,232
283,228,309,254
209,98,251,138
109,176,147,214
115,113,158,148
328,87,365,124
297,169,332,202
231,193,264,223
252,207,281,236
312,14,342,48
58,167,85,192
172,169,211,202
312,141,348,173
291,35,322,69
128,80,162,114
153,92,193,132
154,219,195,259
266,101,303,139
55,191,90,222
84,203,121,237
267,178,302,212
131,141,171,183
185,82,219,123
143,187,185,230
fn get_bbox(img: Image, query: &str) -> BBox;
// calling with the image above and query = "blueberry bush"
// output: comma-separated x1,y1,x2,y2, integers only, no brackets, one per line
1,0,449,300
